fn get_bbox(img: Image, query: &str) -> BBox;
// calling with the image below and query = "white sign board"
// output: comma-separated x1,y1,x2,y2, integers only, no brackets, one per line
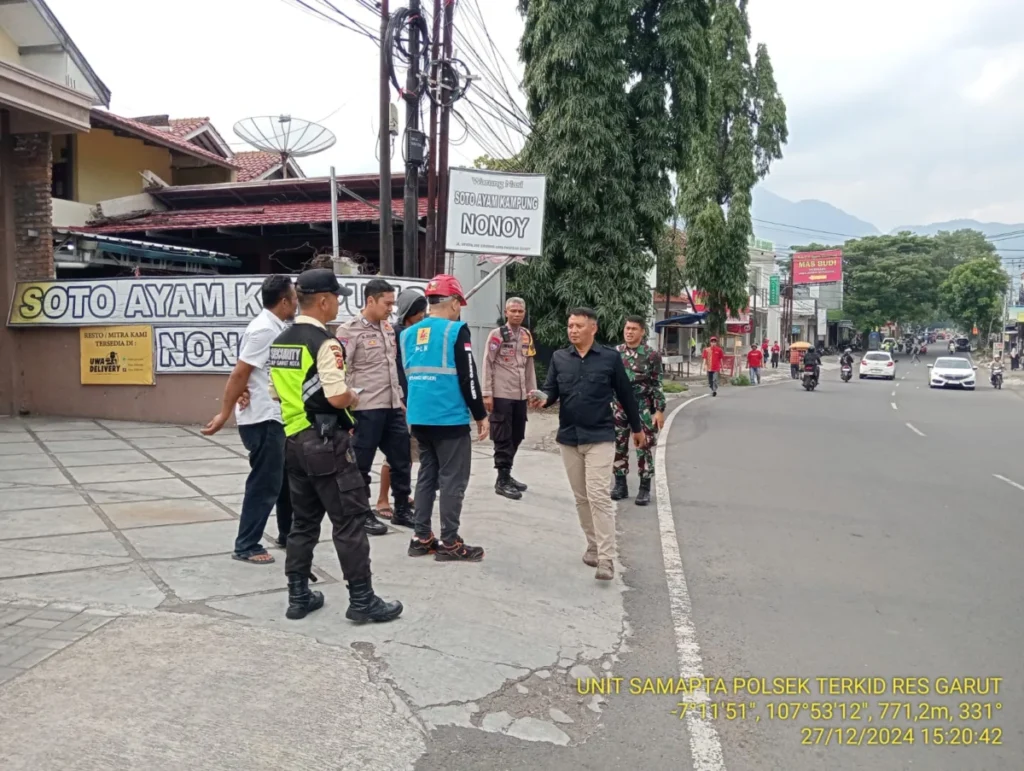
445,167,547,257
8,275,428,327
156,326,241,374
816,308,827,332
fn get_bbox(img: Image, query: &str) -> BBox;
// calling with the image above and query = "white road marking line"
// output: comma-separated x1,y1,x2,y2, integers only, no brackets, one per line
993,474,1024,493
891,391,896,397
891,402,898,410
655,395,725,771
905,422,926,437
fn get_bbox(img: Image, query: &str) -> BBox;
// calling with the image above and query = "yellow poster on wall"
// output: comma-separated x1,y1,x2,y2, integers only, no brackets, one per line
79,326,155,385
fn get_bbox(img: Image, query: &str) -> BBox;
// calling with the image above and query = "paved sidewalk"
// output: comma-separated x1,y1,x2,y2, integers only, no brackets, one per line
0,415,629,768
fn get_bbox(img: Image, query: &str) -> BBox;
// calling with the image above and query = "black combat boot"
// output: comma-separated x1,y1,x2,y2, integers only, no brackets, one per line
508,472,528,492
610,475,629,501
391,499,415,528
345,576,404,624
635,478,652,506
363,510,389,536
285,573,325,620
495,469,523,500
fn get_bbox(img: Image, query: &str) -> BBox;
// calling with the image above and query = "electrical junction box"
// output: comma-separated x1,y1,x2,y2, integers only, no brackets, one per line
405,129,427,164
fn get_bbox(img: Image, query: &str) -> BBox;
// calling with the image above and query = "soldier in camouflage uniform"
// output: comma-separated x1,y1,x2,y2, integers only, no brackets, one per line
610,316,666,506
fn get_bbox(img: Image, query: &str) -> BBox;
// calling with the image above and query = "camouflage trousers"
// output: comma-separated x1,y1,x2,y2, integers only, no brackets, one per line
612,402,657,480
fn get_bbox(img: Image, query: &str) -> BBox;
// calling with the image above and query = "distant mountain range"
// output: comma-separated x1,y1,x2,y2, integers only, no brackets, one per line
751,188,1024,262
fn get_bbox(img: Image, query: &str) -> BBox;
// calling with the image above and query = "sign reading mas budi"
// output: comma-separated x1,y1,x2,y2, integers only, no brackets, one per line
7,275,428,327
445,167,547,257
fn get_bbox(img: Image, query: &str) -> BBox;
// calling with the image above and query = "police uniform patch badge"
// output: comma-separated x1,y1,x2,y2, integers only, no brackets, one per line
366,338,380,347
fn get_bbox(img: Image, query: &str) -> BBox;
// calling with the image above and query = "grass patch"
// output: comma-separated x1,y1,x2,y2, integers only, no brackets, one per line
663,381,688,394
730,374,751,386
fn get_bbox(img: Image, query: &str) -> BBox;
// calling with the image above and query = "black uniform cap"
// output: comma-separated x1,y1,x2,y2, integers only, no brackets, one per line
296,268,353,297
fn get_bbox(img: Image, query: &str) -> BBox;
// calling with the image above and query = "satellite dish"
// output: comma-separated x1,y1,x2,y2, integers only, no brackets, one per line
233,115,336,180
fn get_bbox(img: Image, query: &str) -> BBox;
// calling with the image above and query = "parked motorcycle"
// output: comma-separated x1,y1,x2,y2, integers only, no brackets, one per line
991,367,1003,390
802,364,818,391
841,363,853,382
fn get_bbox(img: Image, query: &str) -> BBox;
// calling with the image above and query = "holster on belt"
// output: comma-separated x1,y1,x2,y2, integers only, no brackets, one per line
314,414,338,441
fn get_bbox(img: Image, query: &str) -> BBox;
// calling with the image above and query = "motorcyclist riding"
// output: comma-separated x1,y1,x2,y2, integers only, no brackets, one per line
802,347,822,383
840,348,854,367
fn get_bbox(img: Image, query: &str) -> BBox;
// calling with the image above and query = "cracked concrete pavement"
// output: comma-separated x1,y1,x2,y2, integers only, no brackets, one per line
0,413,635,766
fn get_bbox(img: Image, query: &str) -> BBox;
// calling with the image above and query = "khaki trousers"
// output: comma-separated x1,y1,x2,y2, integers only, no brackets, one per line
559,441,616,561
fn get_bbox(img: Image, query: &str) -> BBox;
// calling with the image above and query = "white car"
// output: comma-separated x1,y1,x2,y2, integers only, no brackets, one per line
860,351,896,379
928,357,977,390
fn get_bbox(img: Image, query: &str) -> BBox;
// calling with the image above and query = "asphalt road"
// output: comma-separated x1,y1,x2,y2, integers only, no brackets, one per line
418,349,1024,770
668,348,1024,771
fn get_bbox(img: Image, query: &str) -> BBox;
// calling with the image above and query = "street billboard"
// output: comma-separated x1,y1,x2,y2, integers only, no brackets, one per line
446,167,547,257
792,249,843,285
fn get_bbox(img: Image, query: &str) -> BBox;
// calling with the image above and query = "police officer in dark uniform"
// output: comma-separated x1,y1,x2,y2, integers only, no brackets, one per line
268,269,402,623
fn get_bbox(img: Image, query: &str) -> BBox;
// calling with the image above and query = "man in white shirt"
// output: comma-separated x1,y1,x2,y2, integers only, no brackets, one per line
203,275,297,564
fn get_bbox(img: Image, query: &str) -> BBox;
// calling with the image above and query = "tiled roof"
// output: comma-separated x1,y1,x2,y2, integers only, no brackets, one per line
235,151,283,181
90,110,238,169
81,198,428,233
168,117,209,137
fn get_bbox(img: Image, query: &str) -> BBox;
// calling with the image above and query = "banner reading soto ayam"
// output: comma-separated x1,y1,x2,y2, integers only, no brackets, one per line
7,275,428,375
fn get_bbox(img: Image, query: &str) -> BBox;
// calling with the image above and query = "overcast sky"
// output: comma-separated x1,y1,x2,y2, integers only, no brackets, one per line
50,0,1024,231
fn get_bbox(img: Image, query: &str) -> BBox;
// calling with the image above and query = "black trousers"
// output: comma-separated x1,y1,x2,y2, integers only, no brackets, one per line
284,428,371,582
275,472,293,541
490,397,527,470
352,408,412,505
412,428,472,543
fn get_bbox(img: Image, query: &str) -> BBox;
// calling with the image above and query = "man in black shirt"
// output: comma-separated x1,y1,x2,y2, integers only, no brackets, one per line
530,307,644,581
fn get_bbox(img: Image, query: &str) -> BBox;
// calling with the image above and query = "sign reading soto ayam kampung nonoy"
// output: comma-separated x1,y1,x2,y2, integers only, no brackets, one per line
7,275,428,327
445,167,547,257
7,275,429,375
792,249,843,285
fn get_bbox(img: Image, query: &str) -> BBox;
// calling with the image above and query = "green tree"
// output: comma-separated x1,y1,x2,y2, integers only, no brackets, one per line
473,154,525,172
682,0,787,333
513,0,711,346
840,233,942,330
939,256,1008,338
930,229,997,272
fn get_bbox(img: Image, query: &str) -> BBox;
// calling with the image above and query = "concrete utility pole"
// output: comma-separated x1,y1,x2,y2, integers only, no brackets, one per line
434,0,455,271
424,0,442,275
402,0,423,277
379,0,395,275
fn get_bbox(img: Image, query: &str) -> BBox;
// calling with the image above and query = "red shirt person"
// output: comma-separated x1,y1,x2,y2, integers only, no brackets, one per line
747,344,764,384
702,336,725,396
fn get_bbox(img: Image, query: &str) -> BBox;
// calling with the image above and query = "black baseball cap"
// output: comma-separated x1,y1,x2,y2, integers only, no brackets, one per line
295,268,352,297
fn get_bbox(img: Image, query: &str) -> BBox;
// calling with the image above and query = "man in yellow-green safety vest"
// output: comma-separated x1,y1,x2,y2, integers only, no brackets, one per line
268,268,403,624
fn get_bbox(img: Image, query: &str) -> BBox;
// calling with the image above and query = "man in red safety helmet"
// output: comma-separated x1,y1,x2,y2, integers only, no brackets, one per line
400,274,489,562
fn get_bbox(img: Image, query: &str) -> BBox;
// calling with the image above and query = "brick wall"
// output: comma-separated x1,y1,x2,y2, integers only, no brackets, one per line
12,132,53,280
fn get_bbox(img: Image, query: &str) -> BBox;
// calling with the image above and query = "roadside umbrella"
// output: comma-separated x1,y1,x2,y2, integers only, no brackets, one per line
790,341,813,350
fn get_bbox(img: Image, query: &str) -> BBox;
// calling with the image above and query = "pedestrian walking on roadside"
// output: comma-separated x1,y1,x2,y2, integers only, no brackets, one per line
747,342,763,385
202,275,296,564
337,278,413,535
402,274,489,562
1011,345,1019,371
761,338,769,366
702,335,725,395
530,308,644,581
267,269,402,623
689,336,697,361
482,297,537,500
770,341,780,369
789,345,802,379
610,316,665,507
375,290,427,519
